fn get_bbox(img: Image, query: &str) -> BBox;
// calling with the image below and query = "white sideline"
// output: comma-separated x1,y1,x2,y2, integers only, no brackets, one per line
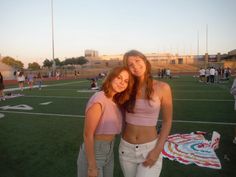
4,80,88,92
5,85,48,92
24,95,234,102
0,110,235,125
0,110,84,118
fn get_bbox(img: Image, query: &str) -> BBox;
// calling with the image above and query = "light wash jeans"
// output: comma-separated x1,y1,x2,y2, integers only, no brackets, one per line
119,138,163,177
77,140,114,177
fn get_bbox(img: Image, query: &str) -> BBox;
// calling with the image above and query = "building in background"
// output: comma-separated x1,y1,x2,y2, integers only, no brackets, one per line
84,49,99,59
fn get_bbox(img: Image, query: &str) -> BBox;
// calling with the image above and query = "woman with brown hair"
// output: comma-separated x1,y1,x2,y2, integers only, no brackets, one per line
119,50,173,177
77,66,134,177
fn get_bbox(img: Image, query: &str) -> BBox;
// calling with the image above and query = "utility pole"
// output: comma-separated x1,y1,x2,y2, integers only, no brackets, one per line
197,30,199,58
205,24,208,68
51,0,56,75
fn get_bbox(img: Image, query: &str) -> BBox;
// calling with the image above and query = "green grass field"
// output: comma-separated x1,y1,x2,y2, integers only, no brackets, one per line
0,76,236,177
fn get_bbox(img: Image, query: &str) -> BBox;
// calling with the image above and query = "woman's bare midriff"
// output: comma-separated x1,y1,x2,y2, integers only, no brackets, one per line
122,123,158,144
94,134,115,142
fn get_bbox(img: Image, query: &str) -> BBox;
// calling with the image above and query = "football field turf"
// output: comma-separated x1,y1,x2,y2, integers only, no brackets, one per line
0,76,236,177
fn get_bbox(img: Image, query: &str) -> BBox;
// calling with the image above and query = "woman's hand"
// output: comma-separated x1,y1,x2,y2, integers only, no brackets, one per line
88,167,98,177
142,148,161,168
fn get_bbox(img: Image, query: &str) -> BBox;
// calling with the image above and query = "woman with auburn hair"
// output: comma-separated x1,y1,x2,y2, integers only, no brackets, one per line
119,50,173,177
77,66,134,177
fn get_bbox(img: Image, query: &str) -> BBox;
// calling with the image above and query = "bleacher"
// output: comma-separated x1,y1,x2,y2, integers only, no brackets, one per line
151,64,199,74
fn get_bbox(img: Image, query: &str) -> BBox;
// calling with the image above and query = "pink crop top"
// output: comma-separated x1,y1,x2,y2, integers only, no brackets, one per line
85,91,122,134
125,99,161,126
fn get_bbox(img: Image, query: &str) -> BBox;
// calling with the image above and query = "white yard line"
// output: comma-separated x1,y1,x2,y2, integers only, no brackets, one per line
46,80,87,87
24,95,89,99
174,98,233,102
5,80,88,92
173,90,228,92
0,110,84,118
45,88,80,91
5,85,48,92
169,120,236,125
39,101,53,105
23,95,234,102
0,110,235,125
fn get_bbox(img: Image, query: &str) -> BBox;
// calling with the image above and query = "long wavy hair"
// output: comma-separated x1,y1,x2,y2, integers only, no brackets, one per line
101,66,134,106
123,50,154,112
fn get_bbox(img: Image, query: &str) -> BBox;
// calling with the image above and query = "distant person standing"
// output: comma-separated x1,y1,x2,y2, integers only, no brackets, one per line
230,76,236,109
13,70,17,79
166,68,171,79
74,70,78,79
230,76,236,144
225,67,231,80
215,68,219,83
0,72,5,101
37,72,43,90
209,67,215,83
17,71,25,91
27,72,34,90
205,67,210,84
56,71,60,80
199,68,205,82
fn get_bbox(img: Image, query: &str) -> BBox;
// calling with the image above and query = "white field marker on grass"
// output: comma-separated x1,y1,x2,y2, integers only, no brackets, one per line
39,101,52,105
0,113,4,119
77,89,98,93
0,110,235,126
0,104,33,111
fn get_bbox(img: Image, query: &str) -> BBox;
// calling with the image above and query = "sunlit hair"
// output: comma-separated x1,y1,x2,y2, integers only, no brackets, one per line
123,50,154,112
101,66,134,106
19,71,24,77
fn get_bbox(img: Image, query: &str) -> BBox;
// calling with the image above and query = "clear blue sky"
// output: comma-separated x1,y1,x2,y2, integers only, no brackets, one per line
1,0,236,67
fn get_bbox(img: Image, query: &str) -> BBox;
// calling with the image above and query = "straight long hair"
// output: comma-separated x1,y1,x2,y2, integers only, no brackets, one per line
101,66,134,106
123,50,154,112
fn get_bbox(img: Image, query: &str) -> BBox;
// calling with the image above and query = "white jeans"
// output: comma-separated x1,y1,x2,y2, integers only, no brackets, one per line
119,138,163,177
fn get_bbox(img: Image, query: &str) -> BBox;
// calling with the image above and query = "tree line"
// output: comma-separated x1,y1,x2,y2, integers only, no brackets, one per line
1,56,88,70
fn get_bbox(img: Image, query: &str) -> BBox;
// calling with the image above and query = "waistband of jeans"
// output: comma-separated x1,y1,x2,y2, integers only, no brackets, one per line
81,139,114,148
120,138,157,149
94,139,115,146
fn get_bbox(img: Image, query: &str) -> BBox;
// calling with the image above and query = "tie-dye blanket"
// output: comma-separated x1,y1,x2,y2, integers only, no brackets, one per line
162,133,221,169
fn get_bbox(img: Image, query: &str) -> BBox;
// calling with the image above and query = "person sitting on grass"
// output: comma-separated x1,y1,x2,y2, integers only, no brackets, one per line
90,78,99,90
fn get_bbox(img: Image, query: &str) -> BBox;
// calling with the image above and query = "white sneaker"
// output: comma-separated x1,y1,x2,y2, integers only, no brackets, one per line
233,138,236,144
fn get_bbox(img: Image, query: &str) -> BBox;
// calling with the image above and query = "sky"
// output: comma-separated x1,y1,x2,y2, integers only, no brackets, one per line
0,0,236,67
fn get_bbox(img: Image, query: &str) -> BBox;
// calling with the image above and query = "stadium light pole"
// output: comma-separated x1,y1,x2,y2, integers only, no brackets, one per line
197,30,199,58
206,24,208,54
51,0,56,74
205,24,208,69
